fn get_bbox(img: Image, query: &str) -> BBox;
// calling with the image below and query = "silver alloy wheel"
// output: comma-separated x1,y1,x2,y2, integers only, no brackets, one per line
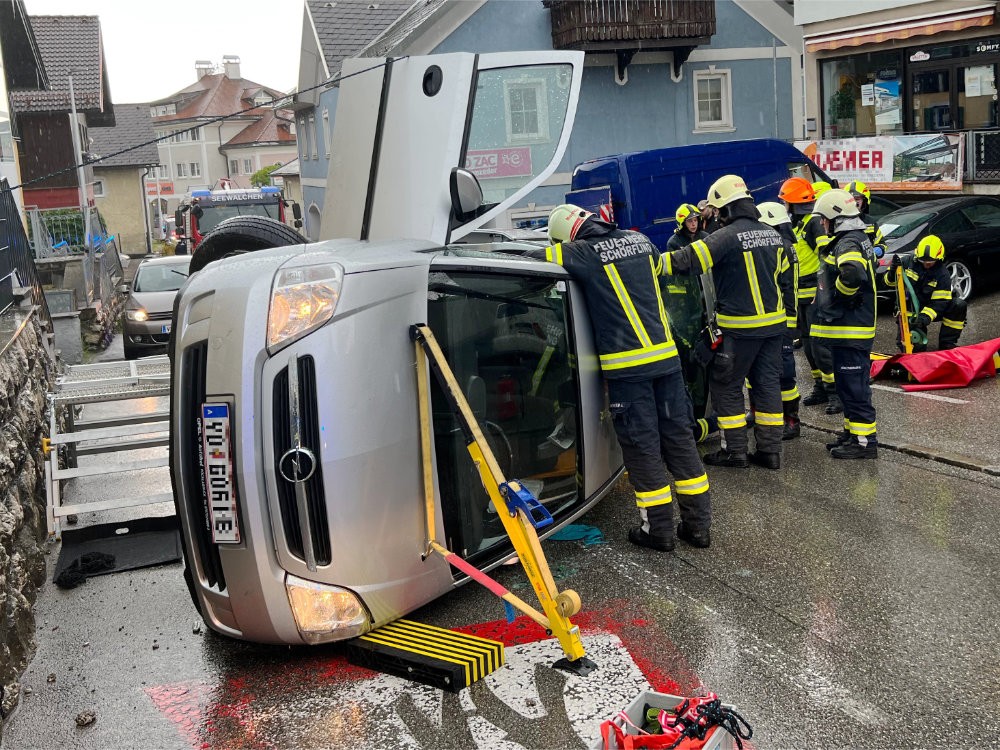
946,260,973,301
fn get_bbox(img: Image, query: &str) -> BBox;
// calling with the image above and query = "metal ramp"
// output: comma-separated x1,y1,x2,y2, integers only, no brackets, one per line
44,355,173,538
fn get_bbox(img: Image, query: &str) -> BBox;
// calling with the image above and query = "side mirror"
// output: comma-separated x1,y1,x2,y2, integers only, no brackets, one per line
117,281,130,295
294,219,303,229
292,202,302,221
450,167,483,222
191,205,204,219
174,208,185,227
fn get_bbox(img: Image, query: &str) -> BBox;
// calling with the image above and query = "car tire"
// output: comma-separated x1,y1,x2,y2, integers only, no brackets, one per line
189,216,306,274
123,343,140,360
945,259,974,301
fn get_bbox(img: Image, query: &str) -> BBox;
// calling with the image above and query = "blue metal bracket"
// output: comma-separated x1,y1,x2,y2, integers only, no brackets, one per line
500,480,553,530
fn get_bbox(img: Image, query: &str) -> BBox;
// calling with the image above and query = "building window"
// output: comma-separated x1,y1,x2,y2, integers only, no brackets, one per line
92,179,105,197
693,68,734,131
230,159,239,175
253,92,273,106
158,105,166,116
504,80,548,141
323,109,331,157
190,126,201,141
190,162,201,177
243,158,253,174
820,50,903,138
176,162,187,177
309,115,317,159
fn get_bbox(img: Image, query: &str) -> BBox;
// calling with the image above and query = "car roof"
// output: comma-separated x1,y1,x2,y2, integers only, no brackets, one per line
887,195,999,214
138,254,192,267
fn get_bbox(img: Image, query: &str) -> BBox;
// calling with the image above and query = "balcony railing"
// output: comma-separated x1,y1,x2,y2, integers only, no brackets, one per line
545,0,715,50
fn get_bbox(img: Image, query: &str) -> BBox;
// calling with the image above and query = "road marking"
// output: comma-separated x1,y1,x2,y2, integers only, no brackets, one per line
871,384,969,404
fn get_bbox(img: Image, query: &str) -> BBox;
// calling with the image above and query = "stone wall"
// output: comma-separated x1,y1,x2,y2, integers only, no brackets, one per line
0,314,53,738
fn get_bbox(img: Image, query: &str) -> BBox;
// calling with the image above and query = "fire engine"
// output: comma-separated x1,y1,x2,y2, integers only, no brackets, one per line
173,186,302,254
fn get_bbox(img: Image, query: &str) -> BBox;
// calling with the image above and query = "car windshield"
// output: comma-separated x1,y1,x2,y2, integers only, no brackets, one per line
879,208,936,239
133,262,190,292
197,203,280,234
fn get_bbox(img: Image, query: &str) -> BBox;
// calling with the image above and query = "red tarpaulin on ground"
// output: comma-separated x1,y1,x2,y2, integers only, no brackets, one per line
870,337,1000,392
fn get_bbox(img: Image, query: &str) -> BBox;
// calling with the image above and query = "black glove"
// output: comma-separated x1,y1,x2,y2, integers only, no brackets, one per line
910,312,930,331
890,253,902,269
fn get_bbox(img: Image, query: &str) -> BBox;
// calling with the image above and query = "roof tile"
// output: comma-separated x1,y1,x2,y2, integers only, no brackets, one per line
90,103,160,167
307,0,412,75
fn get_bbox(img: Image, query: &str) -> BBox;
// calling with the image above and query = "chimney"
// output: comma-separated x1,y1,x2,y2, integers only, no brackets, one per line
223,55,241,80
195,60,213,78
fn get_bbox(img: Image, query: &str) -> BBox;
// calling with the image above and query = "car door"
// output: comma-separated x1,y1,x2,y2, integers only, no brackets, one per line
957,200,1000,267
930,207,976,263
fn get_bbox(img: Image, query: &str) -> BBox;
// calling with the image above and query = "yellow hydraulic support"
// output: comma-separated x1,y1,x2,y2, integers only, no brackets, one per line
895,267,914,355
410,324,594,675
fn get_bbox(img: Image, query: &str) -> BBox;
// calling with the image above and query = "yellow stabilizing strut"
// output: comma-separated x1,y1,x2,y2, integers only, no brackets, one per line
411,324,592,672
895,266,914,355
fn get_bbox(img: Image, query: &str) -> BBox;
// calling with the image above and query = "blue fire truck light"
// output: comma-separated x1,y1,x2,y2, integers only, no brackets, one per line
192,189,211,197
260,186,281,194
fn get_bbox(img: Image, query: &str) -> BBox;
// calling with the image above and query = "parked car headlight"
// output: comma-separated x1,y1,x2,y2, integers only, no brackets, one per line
126,308,149,322
285,575,370,643
267,263,344,350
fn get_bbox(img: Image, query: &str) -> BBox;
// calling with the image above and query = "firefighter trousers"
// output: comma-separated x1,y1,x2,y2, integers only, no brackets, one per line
781,334,799,418
801,296,834,388
899,298,968,351
831,346,877,445
607,372,711,537
710,334,783,455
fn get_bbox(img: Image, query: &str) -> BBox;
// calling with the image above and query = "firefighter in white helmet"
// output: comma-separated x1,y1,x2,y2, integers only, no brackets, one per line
534,204,712,551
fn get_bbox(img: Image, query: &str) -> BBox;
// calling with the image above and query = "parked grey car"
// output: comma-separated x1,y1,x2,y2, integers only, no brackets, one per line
123,254,191,359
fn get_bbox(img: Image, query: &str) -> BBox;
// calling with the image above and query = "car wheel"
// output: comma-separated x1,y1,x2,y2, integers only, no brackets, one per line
945,259,974,301
189,216,306,274
123,343,139,360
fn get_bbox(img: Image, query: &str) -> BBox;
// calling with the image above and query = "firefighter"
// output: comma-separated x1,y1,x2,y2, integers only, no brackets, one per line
697,199,722,234
810,189,879,460
662,176,793,470
812,180,832,198
669,204,707,251
846,180,886,258
535,205,712,551
757,201,800,439
886,235,968,351
778,177,839,414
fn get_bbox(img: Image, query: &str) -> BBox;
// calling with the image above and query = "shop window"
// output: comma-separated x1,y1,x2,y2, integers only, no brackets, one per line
821,51,902,138
693,69,733,131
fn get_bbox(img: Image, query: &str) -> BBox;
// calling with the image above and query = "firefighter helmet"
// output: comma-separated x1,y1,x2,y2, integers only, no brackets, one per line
778,177,815,204
706,175,752,208
914,234,945,262
675,203,700,226
812,180,833,198
813,188,860,220
757,201,791,227
547,204,594,243
846,180,871,203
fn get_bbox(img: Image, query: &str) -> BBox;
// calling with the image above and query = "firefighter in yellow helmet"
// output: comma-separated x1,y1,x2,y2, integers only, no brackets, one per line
812,180,832,198
846,180,886,259
661,176,795,470
535,204,712,551
811,189,878,459
885,235,968,351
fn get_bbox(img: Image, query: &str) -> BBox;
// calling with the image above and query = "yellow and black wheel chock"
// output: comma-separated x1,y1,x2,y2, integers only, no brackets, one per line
411,323,596,677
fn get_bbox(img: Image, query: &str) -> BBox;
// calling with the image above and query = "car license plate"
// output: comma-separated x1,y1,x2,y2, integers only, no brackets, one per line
201,403,240,543
161,324,172,334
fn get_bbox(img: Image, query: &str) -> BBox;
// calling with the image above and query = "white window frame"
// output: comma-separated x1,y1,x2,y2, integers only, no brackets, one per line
308,114,318,159
190,162,201,177
92,179,105,198
693,68,735,133
503,78,549,143
323,109,331,157
175,162,187,178
229,159,239,175
243,158,253,174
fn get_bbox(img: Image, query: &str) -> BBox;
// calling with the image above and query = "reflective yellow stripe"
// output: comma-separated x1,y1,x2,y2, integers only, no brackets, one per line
661,253,673,276
942,318,965,329
545,243,564,265
666,284,686,294
920,307,938,321
697,419,710,442
835,277,858,296
650,256,670,338
718,413,747,429
781,386,800,401
599,341,678,371
691,240,713,272
786,316,797,328
779,256,790,273
812,324,877,340
717,310,785,329
605,263,651,348
755,411,783,427
675,473,709,495
906,269,919,280
635,485,672,508
821,371,835,384
743,252,766,315
844,417,850,431
810,368,822,379
797,285,817,299
931,289,952,300
848,420,877,436
838,251,865,266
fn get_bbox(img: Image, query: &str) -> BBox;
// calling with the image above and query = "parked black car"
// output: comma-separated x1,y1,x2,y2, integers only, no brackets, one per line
868,195,901,220
876,196,1000,301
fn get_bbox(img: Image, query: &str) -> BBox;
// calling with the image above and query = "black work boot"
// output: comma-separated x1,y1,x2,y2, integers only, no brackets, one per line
802,381,828,406
830,439,878,460
703,449,749,468
676,522,711,549
749,451,781,470
628,526,675,552
825,391,843,415
826,430,850,450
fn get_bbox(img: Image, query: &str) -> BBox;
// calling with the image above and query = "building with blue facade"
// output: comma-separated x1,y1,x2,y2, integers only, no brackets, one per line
294,0,801,238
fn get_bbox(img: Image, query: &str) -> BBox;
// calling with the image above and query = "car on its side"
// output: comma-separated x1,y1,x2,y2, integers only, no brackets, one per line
122,254,191,358
875,195,1000,301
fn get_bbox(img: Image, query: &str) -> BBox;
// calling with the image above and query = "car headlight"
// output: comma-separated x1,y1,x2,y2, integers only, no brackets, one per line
285,575,370,643
126,308,149,321
267,262,344,350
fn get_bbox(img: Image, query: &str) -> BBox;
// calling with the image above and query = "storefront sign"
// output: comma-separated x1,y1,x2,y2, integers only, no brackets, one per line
464,147,532,179
910,51,930,62
145,181,174,196
795,134,963,191
974,40,1000,54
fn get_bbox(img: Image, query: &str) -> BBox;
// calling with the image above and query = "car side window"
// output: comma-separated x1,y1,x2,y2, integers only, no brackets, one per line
934,210,975,235
960,202,1000,230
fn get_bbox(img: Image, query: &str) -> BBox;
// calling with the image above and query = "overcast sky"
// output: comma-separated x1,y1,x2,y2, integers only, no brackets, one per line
25,0,303,103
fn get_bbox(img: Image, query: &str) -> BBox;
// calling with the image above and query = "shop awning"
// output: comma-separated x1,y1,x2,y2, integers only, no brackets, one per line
805,5,996,53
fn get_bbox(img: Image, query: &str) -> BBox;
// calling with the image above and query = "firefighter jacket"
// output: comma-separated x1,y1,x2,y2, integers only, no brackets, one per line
532,219,679,380
812,221,877,350
793,213,824,299
661,203,793,338
883,256,953,323
775,223,799,333
859,212,886,257
666,227,708,252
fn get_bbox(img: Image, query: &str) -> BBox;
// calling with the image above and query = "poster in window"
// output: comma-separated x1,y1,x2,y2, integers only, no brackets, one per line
861,84,875,107
874,79,901,127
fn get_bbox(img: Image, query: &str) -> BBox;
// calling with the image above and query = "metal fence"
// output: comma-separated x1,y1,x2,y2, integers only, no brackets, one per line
966,130,1000,182
0,178,52,327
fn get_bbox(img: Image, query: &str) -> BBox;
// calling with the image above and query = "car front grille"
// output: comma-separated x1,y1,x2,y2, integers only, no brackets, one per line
147,311,173,321
178,340,227,591
273,356,331,567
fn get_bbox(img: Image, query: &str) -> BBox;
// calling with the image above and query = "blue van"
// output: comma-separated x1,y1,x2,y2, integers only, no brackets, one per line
567,139,832,251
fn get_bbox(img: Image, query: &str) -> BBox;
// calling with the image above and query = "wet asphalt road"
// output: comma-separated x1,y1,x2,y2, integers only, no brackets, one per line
4,290,1000,750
